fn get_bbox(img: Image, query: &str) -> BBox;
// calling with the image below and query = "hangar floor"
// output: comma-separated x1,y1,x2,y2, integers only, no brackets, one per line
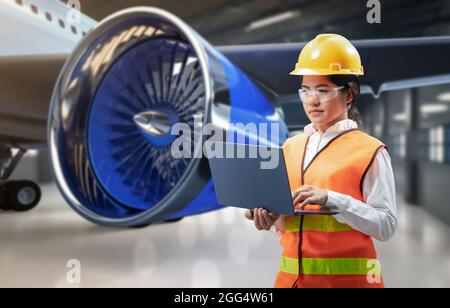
0,184,449,288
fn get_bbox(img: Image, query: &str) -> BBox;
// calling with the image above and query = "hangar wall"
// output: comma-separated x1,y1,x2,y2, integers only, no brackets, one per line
363,85,450,226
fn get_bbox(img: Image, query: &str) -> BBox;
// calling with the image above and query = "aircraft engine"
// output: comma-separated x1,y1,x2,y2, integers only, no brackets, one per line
48,7,289,227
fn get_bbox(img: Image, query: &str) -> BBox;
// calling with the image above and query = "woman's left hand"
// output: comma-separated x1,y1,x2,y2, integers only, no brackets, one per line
292,185,328,209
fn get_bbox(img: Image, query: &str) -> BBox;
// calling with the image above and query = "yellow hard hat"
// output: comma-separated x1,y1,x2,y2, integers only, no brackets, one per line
290,33,364,76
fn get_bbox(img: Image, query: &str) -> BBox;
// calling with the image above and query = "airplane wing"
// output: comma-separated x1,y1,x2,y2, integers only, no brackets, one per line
0,37,450,146
2,36,450,145
220,36,450,102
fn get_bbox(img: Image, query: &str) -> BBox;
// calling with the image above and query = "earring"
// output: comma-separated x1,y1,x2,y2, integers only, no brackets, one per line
347,104,352,111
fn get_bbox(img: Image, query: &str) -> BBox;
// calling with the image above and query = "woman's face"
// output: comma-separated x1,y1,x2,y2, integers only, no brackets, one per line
300,75,352,127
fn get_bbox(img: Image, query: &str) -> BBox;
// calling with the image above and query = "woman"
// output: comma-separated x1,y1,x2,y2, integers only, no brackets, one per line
244,34,397,288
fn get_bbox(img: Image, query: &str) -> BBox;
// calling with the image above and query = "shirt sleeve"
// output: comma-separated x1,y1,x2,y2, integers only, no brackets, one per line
325,148,398,242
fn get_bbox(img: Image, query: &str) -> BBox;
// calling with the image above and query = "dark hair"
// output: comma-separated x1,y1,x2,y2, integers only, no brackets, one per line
300,75,364,131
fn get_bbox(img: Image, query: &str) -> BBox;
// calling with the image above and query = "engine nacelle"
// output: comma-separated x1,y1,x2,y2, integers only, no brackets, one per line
48,7,288,227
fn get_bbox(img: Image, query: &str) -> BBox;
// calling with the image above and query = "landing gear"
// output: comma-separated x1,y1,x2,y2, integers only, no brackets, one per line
5,181,41,212
0,145,41,212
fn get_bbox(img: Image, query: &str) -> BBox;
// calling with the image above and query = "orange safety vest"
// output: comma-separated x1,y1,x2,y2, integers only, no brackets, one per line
274,129,387,288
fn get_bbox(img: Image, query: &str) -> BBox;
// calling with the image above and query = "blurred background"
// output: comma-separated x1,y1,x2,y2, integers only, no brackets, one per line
18,0,450,224
2,0,449,288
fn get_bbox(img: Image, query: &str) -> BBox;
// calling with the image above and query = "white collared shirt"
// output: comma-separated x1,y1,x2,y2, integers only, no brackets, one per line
302,119,398,242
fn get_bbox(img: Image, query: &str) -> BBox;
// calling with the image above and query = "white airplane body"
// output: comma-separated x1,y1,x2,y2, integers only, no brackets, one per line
0,0,95,56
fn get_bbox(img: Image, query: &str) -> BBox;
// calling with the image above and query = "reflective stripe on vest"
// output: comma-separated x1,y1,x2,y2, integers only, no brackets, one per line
285,215,352,233
280,256,382,276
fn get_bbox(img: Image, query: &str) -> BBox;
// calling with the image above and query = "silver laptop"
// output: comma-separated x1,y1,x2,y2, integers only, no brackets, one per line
206,141,338,216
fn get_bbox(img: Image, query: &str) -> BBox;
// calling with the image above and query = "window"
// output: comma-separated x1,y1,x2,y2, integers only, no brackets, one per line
71,26,77,35
15,0,23,6
429,126,445,163
59,19,65,29
30,4,38,15
446,125,450,164
82,31,87,37
45,12,52,22
418,129,429,161
446,124,450,144
399,134,406,158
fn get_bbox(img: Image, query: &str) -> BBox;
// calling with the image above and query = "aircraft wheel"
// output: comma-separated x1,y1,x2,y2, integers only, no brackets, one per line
0,184,7,210
7,180,41,212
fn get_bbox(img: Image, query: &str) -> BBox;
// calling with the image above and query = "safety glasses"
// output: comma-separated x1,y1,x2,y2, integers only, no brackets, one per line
298,86,345,103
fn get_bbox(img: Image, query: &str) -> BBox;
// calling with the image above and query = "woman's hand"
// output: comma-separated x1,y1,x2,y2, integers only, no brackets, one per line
244,208,280,231
292,185,328,209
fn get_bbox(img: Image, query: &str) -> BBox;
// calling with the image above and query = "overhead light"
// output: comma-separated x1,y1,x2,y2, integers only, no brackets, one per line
421,104,448,114
437,92,450,102
246,10,301,32
393,113,408,122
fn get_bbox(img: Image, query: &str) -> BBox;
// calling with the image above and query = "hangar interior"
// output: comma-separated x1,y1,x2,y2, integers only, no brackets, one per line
1,0,449,288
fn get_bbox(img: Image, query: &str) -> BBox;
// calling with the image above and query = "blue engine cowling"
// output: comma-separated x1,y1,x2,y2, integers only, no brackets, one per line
48,7,289,227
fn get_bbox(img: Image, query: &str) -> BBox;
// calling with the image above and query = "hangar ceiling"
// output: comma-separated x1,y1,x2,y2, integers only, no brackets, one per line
75,0,450,131
80,0,450,45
